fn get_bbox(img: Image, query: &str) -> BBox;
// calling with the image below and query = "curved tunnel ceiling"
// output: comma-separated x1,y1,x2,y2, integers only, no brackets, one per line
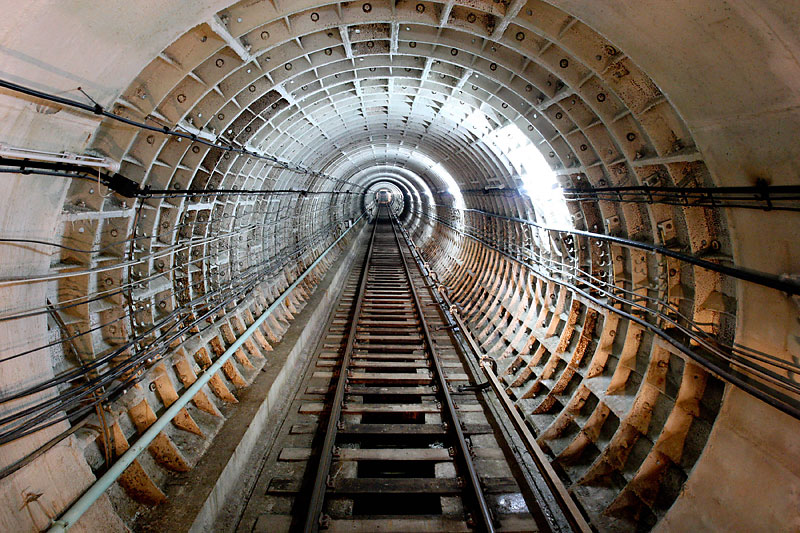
81,0,729,370
1,1,799,532
100,0,706,220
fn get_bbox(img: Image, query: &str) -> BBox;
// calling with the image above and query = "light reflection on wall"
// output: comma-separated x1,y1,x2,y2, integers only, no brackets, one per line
464,107,572,228
411,151,465,210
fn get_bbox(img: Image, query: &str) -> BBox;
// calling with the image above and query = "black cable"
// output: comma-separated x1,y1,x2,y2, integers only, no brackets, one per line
0,79,364,190
0,217,284,289
0,268,265,436
1,260,288,441
0,159,359,200
427,210,797,379
1,312,131,364
0,210,363,443
0,220,358,434
0,418,88,480
415,212,800,420
0,249,272,403
432,205,800,296
561,182,800,212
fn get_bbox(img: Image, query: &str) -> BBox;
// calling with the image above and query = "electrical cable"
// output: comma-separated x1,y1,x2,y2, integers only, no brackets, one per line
433,204,800,296
0,219,359,441
0,162,357,200
0,188,360,436
561,182,800,212
426,210,800,378
0,79,364,190
413,210,800,420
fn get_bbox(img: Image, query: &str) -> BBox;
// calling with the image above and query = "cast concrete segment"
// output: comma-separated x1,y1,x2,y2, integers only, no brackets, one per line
46,213,366,533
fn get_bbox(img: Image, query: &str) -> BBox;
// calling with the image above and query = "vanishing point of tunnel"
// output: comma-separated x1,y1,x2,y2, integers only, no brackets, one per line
0,1,799,532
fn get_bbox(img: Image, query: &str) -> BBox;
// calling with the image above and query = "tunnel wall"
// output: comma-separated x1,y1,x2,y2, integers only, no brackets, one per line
0,1,799,532
408,208,725,530
409,190,799,531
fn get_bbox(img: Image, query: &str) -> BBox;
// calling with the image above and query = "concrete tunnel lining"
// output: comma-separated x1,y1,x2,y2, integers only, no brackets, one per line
0,1,799,531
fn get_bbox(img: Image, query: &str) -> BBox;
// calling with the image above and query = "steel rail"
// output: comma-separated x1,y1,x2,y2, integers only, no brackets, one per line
303,216,378,533
394,219,593,533
388,209,496,533
480,363,592,533
46,213,366,532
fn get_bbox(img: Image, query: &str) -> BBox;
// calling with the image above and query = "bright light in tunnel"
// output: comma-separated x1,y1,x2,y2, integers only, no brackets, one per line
461,106,572,228
430,161,465,210
487,124,572,228
412,152,465,209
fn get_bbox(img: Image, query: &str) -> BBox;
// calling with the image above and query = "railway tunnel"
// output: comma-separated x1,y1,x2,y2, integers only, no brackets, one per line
0,1,799,532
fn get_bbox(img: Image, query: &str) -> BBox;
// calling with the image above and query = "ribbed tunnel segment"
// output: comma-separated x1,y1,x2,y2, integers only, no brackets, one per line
0,2,799,532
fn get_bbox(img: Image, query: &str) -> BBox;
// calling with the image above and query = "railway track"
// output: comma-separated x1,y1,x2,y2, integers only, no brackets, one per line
233,206,564,532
